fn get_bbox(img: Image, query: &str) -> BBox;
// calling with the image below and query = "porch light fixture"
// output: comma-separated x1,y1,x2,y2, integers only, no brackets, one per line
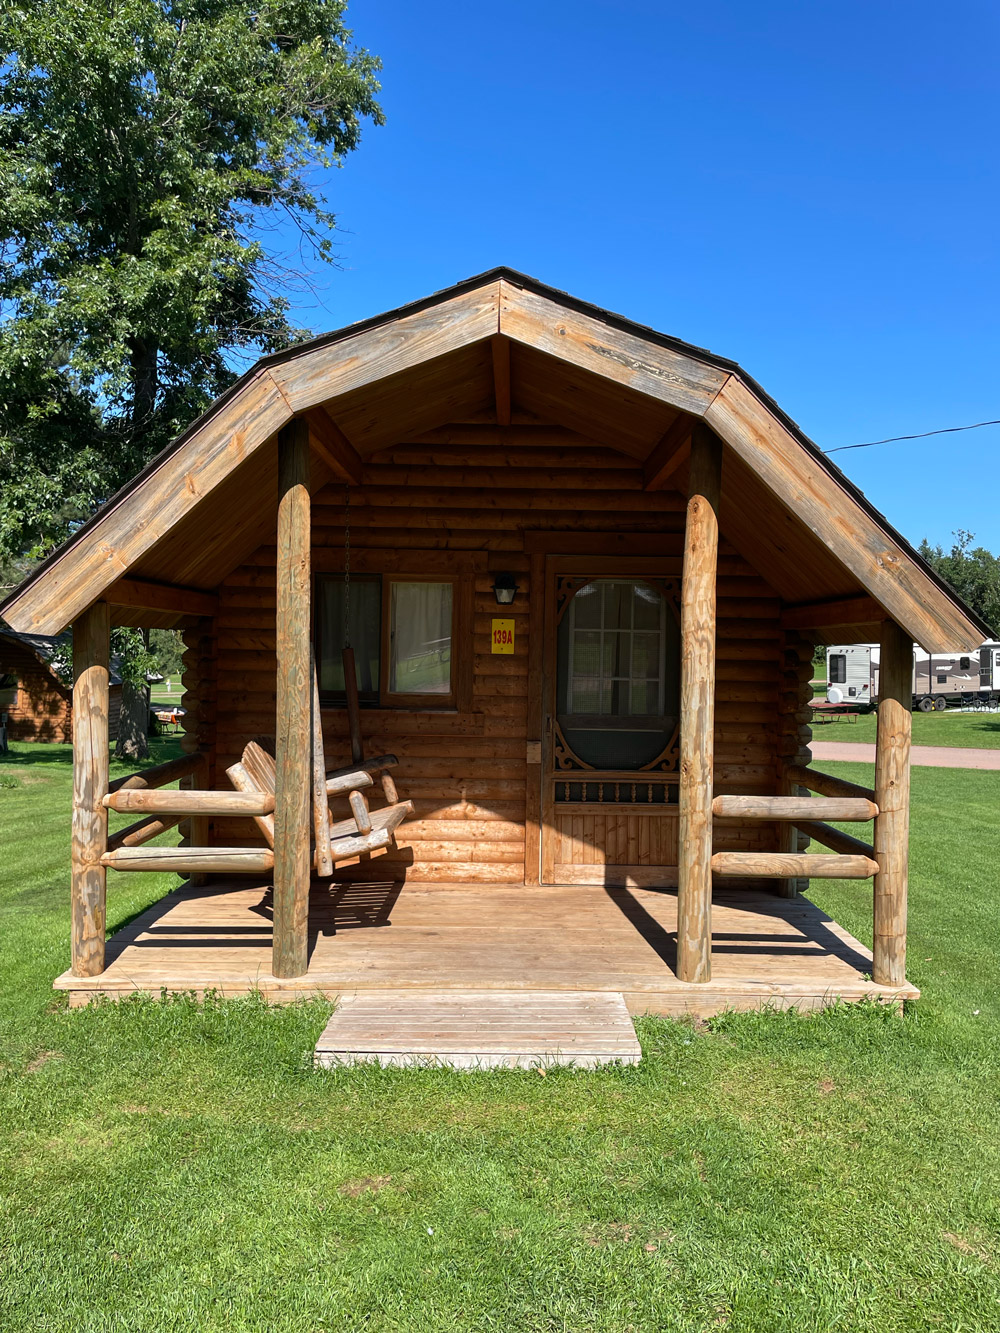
492,572,519,605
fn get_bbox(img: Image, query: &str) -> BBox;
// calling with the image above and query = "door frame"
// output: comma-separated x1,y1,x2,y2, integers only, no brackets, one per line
538,555,682,885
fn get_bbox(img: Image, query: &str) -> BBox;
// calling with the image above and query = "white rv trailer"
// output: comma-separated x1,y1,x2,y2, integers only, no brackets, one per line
826,641,1000,711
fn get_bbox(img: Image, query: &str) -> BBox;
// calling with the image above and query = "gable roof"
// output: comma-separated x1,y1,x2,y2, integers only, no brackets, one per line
0,626,123,686
0,268,988,651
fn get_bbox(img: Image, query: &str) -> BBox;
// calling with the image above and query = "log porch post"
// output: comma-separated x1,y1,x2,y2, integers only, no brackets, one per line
71,600,110,976
677,423,722,983
273,418,312,979
872,618,912,986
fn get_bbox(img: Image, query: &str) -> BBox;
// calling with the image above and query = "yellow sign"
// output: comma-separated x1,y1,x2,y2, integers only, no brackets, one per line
491,618,515,654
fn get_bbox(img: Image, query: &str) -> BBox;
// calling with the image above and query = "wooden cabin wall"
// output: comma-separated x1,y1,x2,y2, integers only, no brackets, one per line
0,638,123,743
179,618,218,778
200,445,791,883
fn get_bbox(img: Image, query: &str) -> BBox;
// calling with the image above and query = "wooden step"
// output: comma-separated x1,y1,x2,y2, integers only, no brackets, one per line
101,846,275,873
313,989,642,1069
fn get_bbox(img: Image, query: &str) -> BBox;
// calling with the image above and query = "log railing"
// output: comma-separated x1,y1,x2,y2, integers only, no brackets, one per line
100,751,276,873
710,785,880,881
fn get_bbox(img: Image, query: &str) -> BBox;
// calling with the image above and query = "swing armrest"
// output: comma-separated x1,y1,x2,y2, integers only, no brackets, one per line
326,769,374,797
325,753,399,784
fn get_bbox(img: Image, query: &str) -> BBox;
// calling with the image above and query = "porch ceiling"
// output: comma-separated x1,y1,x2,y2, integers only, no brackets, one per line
1,269,987,650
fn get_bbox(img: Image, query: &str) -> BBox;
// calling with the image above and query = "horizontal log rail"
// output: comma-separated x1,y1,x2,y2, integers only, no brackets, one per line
711,851,879,879
785,764,876,804
326,769,374,797
106,813,183,853
104,788,274,816
108,751,206,795
102,846,275,873
794,819,875,860
712,794,878,821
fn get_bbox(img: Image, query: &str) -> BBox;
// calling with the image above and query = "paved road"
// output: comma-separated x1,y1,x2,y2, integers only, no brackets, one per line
812,742,1000,770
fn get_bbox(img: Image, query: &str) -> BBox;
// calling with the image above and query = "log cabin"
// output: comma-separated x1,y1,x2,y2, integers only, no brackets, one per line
1,270,989,1016
0,626,122,745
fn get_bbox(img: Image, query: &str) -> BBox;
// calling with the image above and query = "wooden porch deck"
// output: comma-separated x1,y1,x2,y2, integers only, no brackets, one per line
55,880,918,1016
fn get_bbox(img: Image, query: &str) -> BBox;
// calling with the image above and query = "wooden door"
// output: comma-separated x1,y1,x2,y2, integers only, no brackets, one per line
540,558,682,887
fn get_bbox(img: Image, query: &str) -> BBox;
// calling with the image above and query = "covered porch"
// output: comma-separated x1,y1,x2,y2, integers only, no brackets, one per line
54,878,918,1016
4,270,988,1017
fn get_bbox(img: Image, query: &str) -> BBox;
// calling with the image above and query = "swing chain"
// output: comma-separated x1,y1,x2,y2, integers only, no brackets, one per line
343,483,351,648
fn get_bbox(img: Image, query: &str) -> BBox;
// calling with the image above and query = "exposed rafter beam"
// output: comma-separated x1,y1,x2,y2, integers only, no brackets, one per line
781,595,885,630
492,335,511,427
108,578,218,618
643,416,694,490
305,407,364,486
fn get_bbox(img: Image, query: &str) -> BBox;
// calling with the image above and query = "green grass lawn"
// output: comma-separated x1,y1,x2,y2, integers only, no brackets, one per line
814,706,1000,749
1,743,999,1331
149,677,182,706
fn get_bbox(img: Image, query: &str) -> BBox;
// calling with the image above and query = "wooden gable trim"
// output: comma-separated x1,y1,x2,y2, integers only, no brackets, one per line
706,379,980,652
0,268,982,651
267,283,500,416
498,279,729,417
495,277,980,652
2,283,501,636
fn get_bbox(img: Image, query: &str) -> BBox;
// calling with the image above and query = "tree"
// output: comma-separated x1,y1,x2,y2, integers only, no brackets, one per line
0,0,382,751
112,627,157,761
0,0,383,567
918,531,1000,638
149,628,184,679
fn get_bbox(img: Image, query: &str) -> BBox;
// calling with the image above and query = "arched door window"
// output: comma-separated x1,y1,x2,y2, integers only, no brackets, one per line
556,578,679,770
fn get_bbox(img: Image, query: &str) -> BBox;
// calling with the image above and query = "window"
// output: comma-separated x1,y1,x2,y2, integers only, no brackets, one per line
557,579,679,770
0,672,17,711
316,575,456,708
316,576,381,703
387,581,453,699
960,656,971,671
829,654,847,684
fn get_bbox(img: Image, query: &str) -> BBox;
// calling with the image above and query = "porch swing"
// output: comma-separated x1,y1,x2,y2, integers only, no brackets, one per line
227,485,414,874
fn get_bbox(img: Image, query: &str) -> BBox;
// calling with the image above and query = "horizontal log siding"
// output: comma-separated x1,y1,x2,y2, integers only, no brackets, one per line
0,635,123,743
206,446,785,882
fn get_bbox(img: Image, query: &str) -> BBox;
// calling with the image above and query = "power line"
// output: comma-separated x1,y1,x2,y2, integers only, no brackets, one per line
824,418,1000,454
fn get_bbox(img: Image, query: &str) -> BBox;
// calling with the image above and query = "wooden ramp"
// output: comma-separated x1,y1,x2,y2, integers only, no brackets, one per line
313,989,642,1069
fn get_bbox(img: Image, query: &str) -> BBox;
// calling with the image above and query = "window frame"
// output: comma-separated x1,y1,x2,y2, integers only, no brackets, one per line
829,654,847,684
381,575,458,709
314,572,463,712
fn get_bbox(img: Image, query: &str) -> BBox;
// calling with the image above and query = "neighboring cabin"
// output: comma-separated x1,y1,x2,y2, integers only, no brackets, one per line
0,626,122,744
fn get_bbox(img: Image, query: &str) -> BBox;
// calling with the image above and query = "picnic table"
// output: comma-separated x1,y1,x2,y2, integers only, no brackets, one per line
810,701,860,725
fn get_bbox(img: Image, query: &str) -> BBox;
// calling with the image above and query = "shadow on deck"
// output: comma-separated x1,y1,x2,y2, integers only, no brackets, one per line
55,879,918,1016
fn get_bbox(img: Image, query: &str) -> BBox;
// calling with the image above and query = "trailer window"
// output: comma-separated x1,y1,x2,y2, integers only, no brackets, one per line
829,654,847,684
960,657,970,670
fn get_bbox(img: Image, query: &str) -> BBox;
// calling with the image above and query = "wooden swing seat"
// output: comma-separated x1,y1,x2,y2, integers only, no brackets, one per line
226,738,413,873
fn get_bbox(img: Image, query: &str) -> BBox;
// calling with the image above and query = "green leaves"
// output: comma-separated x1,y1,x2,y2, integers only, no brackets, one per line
0,0,382,568
919,531,1000,638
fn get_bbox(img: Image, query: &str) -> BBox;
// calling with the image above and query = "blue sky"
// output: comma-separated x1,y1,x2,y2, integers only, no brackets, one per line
280,0,999,551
